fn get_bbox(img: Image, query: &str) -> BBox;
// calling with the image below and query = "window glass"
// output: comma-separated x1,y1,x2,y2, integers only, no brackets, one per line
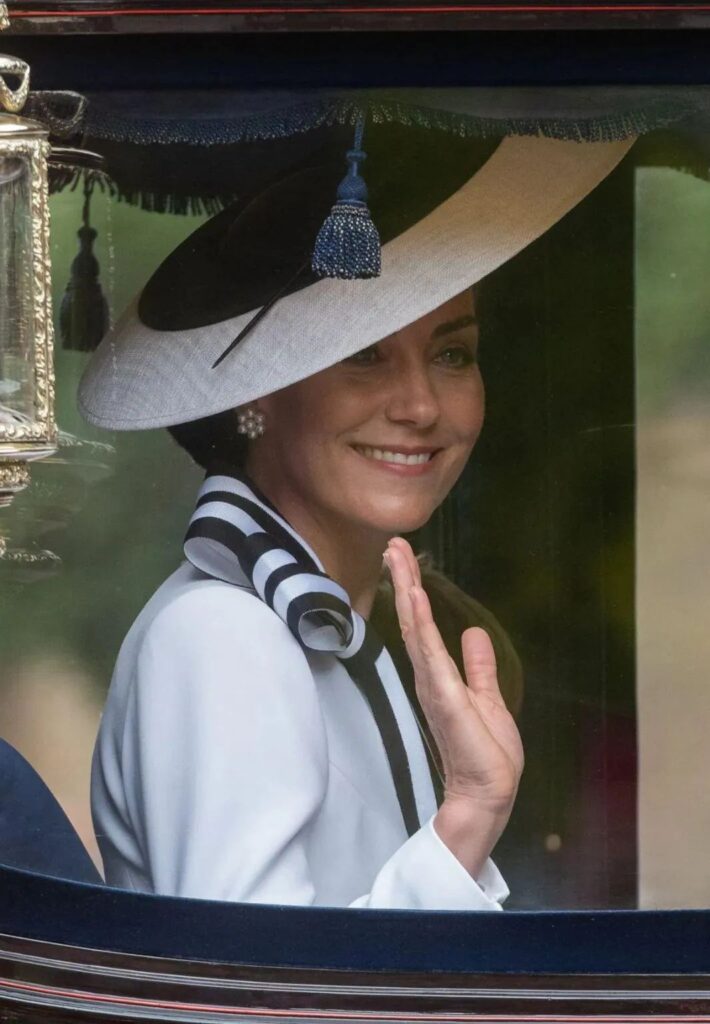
636,164,710,909
0,86,708,912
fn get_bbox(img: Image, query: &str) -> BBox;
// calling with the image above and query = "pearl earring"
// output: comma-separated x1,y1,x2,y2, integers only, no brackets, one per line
237,407,266,440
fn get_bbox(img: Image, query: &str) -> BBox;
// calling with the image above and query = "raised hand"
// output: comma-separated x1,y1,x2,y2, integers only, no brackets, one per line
383,536,524,878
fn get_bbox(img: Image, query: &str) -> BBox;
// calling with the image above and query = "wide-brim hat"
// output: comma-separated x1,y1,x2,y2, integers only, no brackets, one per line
77,88,699,432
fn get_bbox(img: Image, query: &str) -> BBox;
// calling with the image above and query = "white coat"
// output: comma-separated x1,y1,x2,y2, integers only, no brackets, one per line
91,560,509,910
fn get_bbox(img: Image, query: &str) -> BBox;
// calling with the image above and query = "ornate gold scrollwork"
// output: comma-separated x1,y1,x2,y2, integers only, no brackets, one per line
0,462,31,507
0,56,30,115
0,134,56,506
0,31,56,508
0,136,56,446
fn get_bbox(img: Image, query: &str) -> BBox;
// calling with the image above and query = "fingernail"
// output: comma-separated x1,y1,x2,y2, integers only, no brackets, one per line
382,551,391,568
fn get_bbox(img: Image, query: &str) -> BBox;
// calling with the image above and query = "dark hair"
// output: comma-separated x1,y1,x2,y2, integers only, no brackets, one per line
168,409,248,472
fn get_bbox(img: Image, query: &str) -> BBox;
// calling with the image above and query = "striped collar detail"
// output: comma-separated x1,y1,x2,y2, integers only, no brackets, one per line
184,471,438,836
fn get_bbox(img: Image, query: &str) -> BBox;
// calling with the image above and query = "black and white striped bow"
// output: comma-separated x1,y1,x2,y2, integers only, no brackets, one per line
184,471,438,837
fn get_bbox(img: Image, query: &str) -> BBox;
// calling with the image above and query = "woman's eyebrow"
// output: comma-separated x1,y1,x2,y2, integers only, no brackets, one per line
431,314,478,339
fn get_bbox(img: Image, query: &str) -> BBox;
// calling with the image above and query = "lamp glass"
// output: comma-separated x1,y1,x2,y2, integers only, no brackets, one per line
0,150,35,429
0,114,55,504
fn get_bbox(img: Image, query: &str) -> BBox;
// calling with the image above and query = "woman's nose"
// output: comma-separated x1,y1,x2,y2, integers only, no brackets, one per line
384,362,440,429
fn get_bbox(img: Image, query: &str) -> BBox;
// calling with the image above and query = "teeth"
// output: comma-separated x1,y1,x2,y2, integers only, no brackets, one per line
355,445,433,466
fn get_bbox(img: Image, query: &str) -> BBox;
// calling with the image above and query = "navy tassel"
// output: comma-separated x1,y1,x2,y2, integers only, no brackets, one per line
60,182,110,352
311,114,381,280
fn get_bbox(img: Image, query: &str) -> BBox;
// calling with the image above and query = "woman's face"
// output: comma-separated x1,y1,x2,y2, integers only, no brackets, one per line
246,288,484,538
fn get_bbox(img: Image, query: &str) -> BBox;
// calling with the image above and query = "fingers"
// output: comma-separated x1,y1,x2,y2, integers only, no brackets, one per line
408,584,449,666
461,626,503,700
385,538,451,679
387,548,468,713
409,585,470,707
385,542,501,703
383,542,417,643
387,536,422,588
384,538,417,590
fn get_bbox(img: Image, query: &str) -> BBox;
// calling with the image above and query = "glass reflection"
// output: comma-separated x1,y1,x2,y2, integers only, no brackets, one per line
0,153,34,428
0,92,708,913
636,166,710,909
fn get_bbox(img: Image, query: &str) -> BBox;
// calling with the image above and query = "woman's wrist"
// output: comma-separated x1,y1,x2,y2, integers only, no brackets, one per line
433,798,510,880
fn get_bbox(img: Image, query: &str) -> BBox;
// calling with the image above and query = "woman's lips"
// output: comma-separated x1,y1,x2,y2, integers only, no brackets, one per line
350,444,441,476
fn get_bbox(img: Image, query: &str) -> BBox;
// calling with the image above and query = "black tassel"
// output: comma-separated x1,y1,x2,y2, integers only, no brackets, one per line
60,183,110,352
311,114,381,280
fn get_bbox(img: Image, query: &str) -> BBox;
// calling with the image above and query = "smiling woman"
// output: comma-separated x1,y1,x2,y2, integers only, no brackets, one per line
243,290,484,585
89,290,518,908
76,98,633,909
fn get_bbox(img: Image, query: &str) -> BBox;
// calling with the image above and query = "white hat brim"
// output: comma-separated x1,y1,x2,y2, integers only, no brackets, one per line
78,133,634,431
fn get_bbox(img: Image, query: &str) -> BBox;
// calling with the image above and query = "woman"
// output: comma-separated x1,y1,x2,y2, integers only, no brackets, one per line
89,286,523,909
80,112,633,908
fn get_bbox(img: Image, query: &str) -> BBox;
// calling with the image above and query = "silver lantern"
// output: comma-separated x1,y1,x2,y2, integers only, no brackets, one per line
0,53,56,507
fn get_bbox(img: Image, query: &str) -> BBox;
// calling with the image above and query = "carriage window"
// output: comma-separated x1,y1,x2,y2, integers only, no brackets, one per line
1,86,709,911
635,162,710,909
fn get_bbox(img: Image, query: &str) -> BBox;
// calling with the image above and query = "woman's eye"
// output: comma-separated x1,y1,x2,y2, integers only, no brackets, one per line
343,345,381,366
435,345,476,368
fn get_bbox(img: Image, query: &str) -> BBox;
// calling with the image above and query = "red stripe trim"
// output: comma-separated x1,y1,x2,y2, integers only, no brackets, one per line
11,3,710,14
3,976,710,1023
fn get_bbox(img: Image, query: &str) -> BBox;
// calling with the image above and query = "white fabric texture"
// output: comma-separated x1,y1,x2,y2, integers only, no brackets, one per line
91,562,508,910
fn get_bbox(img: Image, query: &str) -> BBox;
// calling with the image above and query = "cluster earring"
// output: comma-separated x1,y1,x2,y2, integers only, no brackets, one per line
237,406,266,440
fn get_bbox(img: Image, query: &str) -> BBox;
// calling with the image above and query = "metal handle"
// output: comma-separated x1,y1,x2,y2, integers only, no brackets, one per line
0,55,30,114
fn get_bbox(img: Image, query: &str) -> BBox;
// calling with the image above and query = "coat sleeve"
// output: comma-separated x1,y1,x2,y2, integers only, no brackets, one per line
118,582,508,910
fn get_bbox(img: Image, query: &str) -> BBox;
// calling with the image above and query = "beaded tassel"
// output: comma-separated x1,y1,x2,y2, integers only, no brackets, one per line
311,114,381,280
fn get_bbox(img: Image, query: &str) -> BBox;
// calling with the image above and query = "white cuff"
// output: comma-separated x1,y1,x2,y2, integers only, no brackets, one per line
355,814,510,910
425,814,509,909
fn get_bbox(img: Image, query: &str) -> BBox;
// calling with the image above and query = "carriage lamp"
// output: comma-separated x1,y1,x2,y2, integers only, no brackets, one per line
0,53,56,508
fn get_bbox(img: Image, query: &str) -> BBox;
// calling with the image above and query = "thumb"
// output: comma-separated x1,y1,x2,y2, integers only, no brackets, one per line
461,626,501,699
